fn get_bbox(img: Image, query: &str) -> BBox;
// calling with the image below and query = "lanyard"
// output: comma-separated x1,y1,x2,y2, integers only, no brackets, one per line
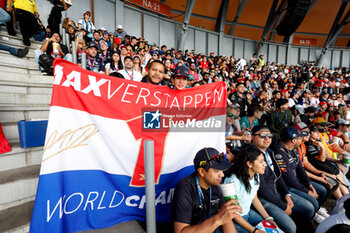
276,111,288,125
88,58,96,70
265,151,273,170
196,176,211,220
125,69,134,80
101,52,107,62
225,124,230,137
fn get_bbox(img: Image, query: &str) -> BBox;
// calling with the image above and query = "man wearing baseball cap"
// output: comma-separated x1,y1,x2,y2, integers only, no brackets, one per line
272,127,325,224
172,147,241,233
78,41,103,73
117,56,142,81
113,24,127,40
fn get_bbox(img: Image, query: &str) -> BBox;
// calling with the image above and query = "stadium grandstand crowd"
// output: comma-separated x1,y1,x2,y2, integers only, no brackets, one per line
1,1,350,233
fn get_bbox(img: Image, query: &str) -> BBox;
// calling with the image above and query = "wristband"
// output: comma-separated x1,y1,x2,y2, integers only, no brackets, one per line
319,172,324,176
265,216,274,221
252,227,258,233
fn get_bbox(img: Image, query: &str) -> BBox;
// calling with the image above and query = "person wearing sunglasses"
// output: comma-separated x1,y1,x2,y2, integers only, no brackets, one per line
251,125,298,233
224,145,277,233
172,148,241,233
225,105,250,159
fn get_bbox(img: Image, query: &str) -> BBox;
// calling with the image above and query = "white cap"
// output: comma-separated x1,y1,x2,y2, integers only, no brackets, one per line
117,25,123,29
101,27,106,31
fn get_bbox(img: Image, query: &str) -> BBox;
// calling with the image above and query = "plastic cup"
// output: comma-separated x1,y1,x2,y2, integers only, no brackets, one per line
343,152,350,167
52,42,59,54
219,182,239,204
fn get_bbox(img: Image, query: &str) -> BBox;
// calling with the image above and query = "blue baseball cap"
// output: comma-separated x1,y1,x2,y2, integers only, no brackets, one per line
280,127,308,141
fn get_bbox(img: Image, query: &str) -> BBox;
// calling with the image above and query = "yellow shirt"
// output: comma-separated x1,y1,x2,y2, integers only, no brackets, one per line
320,132,338,159
13,0,37,14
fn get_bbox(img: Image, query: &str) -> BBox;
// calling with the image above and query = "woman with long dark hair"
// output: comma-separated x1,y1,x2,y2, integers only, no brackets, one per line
105,51,123,75
224,146,277,233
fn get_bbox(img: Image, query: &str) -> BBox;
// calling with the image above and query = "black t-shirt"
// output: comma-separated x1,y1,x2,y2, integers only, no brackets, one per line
171,172,224,227
46,41,69,58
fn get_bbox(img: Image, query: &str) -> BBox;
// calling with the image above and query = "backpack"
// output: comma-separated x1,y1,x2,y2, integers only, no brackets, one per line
39,54,54,75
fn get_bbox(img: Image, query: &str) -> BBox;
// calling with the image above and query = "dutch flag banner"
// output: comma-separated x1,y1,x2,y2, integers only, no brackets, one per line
30,59,226,233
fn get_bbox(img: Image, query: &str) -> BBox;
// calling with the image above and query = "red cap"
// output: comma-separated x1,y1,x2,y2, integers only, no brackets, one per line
83,11,91,16
237,78,245,83
210,52,214,55
114,37,121,45
280,89,288,94
119,45,127,50
319,101,327,105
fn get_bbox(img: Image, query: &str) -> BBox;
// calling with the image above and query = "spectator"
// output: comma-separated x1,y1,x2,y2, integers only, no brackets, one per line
47,0,68,36
117,56,142,81
34,33,72,71
9,0,40,46
114,25,127,40
268,98,293,137
74,31,87,55
325,224,350,233
334,119,350,143
67,23,77,43
102,31,111,47
300,106,317,126
98,40,110,70
224,145,277,233
316,198,350,233
133,55,143,74
306,125,349,197
240,103,264,132
0,7,28,57
78,41,103,73
225,104,250,152
141,60,166,85
78,11,95,38
105,51,123,75
252,125,307,233
119,45,128,66
189,62,201,82
170,66,190,90
1,0,16,36
92,30,101,47
229,82,249,118
171,147,241,233
272,127,327,224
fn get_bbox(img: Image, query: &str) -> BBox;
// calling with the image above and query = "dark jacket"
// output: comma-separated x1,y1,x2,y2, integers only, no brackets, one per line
258,148,290,210
268,110,293,134
272,141,311,193
229,91,248,117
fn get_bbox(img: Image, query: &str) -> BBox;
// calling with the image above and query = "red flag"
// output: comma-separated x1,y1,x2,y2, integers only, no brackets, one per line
0,123,11,154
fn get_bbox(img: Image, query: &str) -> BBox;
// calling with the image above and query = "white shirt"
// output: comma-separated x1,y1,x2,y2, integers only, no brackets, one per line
118,69,142,81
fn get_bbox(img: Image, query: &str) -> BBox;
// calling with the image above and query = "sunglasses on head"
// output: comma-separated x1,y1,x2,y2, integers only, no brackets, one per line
227,113,235,118
199,151,225,167
254,133,273,139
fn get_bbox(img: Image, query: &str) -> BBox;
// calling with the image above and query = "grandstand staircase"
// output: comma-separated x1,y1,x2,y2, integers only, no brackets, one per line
0,30,145,233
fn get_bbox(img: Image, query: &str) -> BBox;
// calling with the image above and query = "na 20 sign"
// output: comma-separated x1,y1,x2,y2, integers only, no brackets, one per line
126,0,171,17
